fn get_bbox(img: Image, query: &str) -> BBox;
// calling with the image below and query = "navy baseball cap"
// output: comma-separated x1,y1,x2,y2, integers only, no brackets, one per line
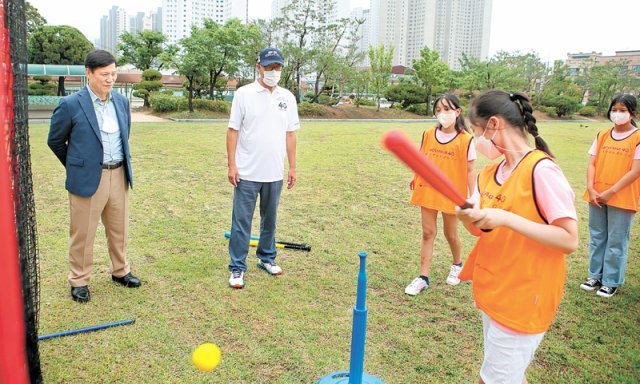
257,47,284,66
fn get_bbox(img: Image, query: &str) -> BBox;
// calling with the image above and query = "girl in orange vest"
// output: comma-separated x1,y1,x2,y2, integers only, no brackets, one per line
405,93,476,296
580,94,640,298
456,90,579,384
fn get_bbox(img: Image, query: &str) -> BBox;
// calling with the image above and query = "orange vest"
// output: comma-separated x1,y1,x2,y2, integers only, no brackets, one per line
458,150,567,334
582,128,640,212
410,127,473,214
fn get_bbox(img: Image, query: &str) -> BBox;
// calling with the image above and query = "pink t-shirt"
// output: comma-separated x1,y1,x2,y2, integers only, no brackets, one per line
471,156,577,224
588,127,640,159
435,128,477,161
470,153,576,335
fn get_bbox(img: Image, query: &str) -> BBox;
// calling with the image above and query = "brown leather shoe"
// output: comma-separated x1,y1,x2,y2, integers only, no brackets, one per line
71,286,90,303
111,272,141,288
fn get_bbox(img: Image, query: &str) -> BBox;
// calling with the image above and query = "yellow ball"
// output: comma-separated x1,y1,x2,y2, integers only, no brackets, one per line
192,343,221,371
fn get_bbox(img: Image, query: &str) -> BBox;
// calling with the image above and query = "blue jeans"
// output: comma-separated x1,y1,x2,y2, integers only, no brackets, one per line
228,179,283,272
588,204,635,287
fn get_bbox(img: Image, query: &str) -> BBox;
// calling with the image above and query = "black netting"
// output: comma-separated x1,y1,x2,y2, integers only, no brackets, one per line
7,0,42,382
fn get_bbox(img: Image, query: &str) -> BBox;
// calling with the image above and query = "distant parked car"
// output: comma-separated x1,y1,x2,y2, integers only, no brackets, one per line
378,98,391,108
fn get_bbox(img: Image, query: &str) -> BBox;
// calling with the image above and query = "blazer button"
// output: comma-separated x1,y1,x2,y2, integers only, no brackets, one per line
99,162,103,165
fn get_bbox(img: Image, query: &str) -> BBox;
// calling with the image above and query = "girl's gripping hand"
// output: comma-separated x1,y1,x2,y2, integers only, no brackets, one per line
469,208,512,230
456,202,488,236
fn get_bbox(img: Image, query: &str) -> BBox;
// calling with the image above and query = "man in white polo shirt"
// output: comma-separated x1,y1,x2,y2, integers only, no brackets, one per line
226,47,300,289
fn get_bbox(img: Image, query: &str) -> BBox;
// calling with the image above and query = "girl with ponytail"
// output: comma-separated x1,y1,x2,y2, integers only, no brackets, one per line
455,90,578,383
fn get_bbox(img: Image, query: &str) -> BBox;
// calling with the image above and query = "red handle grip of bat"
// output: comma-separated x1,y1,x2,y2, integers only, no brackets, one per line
382,130,469,207
382,130,492,232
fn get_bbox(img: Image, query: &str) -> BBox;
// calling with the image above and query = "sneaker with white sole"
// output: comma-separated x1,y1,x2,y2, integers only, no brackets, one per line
446,264,463,286
229,270,244,289
405,277,428,296
579,278,601,291
596,285,618,298
257,260,283,275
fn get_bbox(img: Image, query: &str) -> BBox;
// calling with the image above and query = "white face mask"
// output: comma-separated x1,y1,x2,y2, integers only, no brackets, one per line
437,112,457,128
262,70,282,87
475,125,502,160
610,111,631,125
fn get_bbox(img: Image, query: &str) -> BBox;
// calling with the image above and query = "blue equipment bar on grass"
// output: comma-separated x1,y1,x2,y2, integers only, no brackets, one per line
224,232,259,241
38,319,135,341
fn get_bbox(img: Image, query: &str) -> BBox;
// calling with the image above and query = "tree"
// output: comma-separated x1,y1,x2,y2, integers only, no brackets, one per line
117,31,176,70
181,75,210,99
439,69,461,95
458,54,485,95
540,61,581,117
331,42,366,100
308,17,365,103
132,69,163,108
384,83,426,108
26,1,46,34
368,45,393,112
179,27,209,112
273,0,333,102
458,51,529,94
589,62,625,114
544,95,581,117
28,25,94,95
507,52,548,96
412,47,449,110
344,68,370,107
236,18,275,84
28,75,56,95
198,19,261,100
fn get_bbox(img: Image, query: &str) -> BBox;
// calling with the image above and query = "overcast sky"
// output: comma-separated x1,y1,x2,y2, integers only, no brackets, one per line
27,0,640,63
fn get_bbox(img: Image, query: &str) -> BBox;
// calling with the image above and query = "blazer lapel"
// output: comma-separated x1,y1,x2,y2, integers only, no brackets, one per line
78,88,102,142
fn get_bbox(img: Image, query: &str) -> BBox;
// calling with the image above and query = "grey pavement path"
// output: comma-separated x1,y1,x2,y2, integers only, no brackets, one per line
28,110,598,124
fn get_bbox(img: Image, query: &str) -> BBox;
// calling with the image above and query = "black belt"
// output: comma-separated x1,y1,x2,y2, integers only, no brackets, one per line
102,161,123,170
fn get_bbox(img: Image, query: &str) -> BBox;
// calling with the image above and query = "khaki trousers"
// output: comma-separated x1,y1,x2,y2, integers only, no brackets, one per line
68,167,130,287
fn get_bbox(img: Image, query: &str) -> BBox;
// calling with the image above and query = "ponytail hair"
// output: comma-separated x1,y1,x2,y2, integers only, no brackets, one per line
607,93,638,127
433,93,470,133
468,90,554,158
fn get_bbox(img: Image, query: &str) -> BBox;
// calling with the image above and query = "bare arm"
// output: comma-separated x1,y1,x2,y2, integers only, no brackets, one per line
466,160,476,197
226,128,239,186
586,155,601,208
457,170,481,237
457,207,579,254
286,131,297,189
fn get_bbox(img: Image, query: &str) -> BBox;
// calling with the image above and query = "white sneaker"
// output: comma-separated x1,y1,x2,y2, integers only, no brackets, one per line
405,277,428,296
446,264,463,286
257,261,283,275
229,270,244,289
596,285,618,298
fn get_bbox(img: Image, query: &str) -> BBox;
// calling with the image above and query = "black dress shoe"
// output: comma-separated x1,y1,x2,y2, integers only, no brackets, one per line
112,272,141,288
71,286,90,303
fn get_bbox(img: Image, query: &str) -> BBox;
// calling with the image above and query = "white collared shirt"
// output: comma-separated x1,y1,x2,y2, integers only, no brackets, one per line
228,81,300,182
86,85,123,163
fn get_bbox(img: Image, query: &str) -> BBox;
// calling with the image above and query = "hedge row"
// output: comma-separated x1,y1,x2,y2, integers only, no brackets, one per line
149,93,230,113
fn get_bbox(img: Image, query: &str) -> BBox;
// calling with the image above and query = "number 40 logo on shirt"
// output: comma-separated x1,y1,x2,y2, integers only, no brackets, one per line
277,101,288,111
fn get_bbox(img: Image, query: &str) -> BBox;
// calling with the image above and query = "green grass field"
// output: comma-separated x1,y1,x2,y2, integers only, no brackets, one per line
29,121,639,383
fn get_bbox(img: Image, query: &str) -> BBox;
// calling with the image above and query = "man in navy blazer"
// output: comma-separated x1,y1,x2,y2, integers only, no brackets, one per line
48,50,141,303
